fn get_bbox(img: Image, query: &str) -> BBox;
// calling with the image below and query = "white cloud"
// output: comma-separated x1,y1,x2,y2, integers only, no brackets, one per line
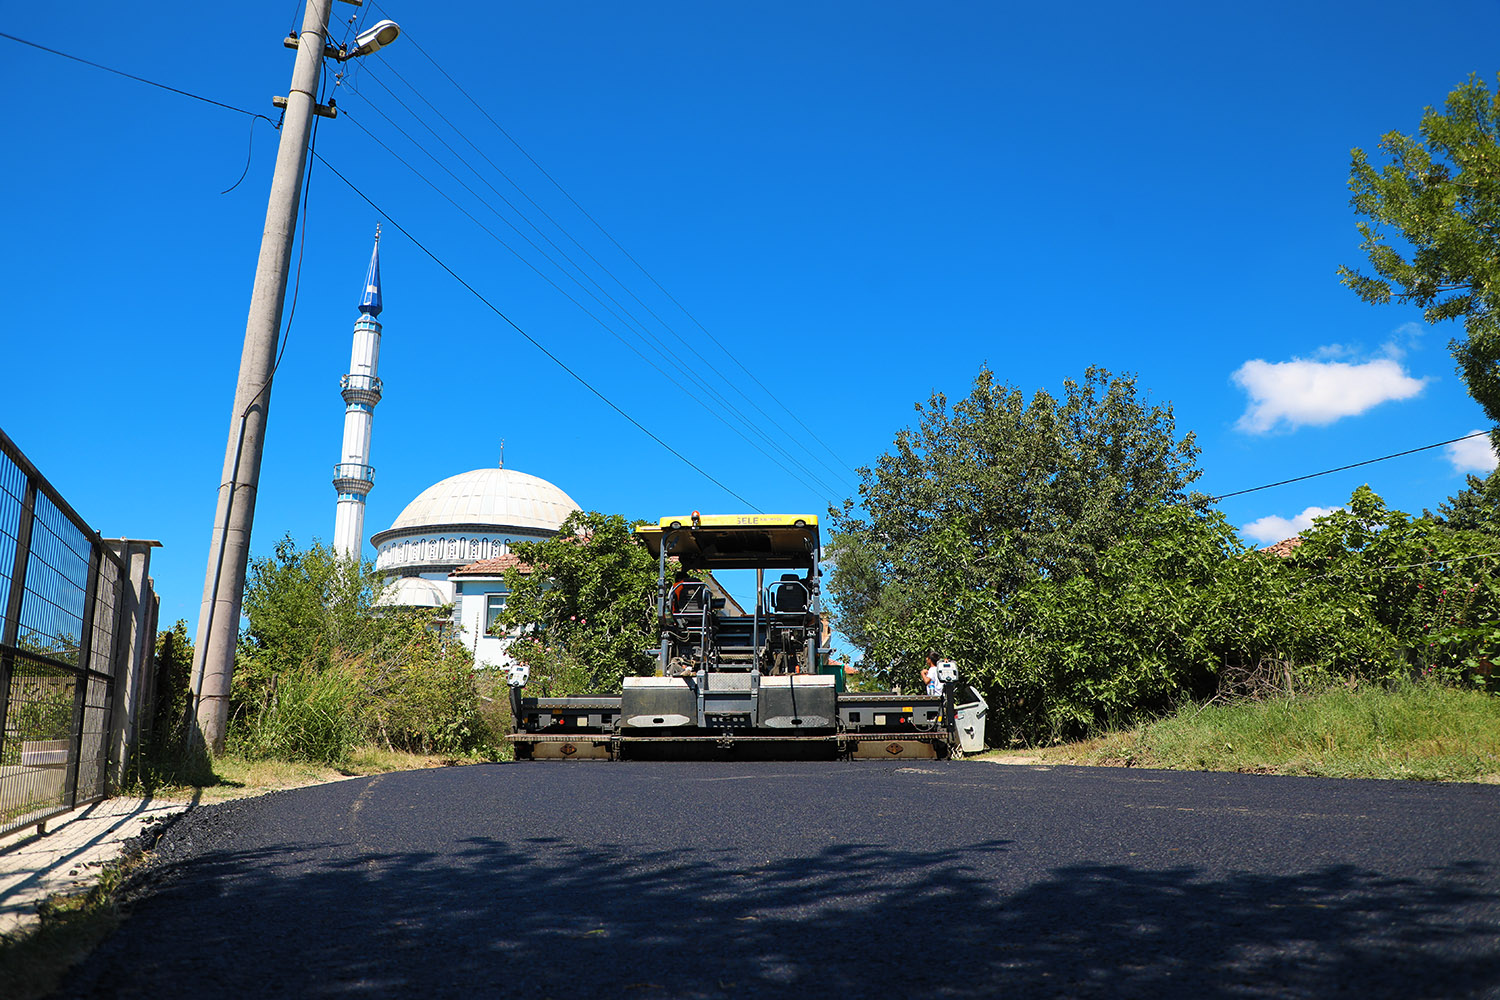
1240,505,1343,545
1231,356,1428,433
1446,431,1499,474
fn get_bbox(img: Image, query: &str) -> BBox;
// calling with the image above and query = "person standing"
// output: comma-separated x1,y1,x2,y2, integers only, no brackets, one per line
922,649,943,696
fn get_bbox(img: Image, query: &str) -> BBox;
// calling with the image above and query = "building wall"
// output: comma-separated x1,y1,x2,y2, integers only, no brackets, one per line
373,529,550,577
453,578,520,670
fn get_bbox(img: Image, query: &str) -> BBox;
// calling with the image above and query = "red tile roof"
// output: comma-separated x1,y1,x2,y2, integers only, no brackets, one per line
451,554,533,576
1258,537,1304,558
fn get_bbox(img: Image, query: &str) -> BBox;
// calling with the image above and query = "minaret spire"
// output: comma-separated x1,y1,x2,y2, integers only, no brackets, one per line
333,228,385,559
360,224,383,316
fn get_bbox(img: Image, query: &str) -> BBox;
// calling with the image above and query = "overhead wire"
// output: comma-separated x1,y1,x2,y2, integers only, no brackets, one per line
312,152,762,510
4,30,764,510
0,31,263,119
338,71,849,498
365,5,859,481
1211,431,1494,502
337,108,829,499
358,55,861,493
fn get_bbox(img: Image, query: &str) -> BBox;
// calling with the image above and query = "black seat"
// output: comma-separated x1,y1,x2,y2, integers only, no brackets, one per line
772,574,807,614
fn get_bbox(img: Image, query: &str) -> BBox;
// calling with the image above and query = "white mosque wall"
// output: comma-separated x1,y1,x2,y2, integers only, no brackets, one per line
373,529,551,575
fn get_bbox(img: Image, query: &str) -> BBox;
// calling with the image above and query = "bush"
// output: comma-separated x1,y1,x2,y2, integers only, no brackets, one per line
354,615,487,755
952,506,1389,744
228,539,497,763
228,666,360,765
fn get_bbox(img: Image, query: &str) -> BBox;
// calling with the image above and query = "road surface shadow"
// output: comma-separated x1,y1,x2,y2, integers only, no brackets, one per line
57,829,1500,998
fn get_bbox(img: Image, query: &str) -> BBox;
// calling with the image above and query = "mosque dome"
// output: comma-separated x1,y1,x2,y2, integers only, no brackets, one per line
378,468,579,537
374,576,451,608
370,467,580,581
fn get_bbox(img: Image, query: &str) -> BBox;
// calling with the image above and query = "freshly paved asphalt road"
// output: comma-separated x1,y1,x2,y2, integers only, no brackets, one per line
58,762,1500,999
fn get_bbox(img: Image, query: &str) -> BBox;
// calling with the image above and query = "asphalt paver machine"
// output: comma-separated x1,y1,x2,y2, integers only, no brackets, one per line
508,514,987,760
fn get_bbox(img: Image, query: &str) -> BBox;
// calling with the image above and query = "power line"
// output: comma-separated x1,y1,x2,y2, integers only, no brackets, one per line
338,108,827,500
368,7,859,479
339,74,850,498
5,32,764,510
312,152,763,511
1212,430,1493,502
354,57,861,493
0,31,262,119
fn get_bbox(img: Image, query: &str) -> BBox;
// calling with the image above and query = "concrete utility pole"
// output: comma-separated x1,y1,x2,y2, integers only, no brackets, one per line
187,0,335,754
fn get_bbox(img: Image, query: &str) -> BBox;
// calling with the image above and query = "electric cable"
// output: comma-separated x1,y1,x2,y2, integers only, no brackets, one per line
220,114,280,195
1211,431,1494,502
340,108,840,500
357,58,861,492
367,7,858,478
312,152,763,511
0,31,262,118
2,31,770,507
341,78,847,497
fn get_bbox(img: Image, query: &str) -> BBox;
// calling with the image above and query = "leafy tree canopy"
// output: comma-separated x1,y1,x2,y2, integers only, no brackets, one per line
1341,72,1500,436
828,365,1203,687
498,510,662,691
239,535,377,676
1430,468,1500,534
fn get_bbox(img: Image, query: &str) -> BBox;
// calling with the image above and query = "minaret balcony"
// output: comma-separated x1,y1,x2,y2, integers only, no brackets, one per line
333,463,376,495
341,374,384,405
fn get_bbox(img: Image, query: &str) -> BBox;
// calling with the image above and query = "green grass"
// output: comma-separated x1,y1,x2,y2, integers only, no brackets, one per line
986,684,1500,781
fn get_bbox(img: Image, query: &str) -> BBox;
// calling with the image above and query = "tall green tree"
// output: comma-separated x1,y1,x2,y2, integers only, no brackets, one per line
828,365,1203,689
1340,72,1500,436
498,510,662,690
238,535,376,677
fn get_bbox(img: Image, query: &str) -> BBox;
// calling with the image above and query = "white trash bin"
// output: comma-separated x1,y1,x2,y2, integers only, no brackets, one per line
953,686,988,754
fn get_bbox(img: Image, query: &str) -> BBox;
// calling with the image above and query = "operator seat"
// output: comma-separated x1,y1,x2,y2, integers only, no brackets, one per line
773,573,807,614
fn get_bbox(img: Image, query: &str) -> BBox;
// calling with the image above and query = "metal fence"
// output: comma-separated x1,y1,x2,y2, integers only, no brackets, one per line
0,427,152,839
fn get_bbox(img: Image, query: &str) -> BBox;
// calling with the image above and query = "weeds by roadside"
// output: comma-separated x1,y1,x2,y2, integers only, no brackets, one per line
984,683,1500,781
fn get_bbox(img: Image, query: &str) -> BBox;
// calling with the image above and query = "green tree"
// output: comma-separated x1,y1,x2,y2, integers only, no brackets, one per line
498,510,662,691
238,535,376,678
1289,485,1500,686
976,505,1388,742
150,620,194,750
1340,72,1500,435
233,536,488,761
1430,468,1500,534
828,365,1203,689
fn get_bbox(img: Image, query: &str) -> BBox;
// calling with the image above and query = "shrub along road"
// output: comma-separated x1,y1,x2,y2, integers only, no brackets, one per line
58,762,1500,998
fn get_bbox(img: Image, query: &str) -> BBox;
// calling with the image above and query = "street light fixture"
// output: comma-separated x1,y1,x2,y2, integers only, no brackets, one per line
351,20,400,58
189,0,398,755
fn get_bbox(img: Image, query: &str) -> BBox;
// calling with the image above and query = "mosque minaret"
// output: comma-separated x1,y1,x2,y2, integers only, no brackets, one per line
332,229,384,559
339,230,580,669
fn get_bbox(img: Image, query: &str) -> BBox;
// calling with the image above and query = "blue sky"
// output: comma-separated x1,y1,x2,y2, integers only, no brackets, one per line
3,1,1498,639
